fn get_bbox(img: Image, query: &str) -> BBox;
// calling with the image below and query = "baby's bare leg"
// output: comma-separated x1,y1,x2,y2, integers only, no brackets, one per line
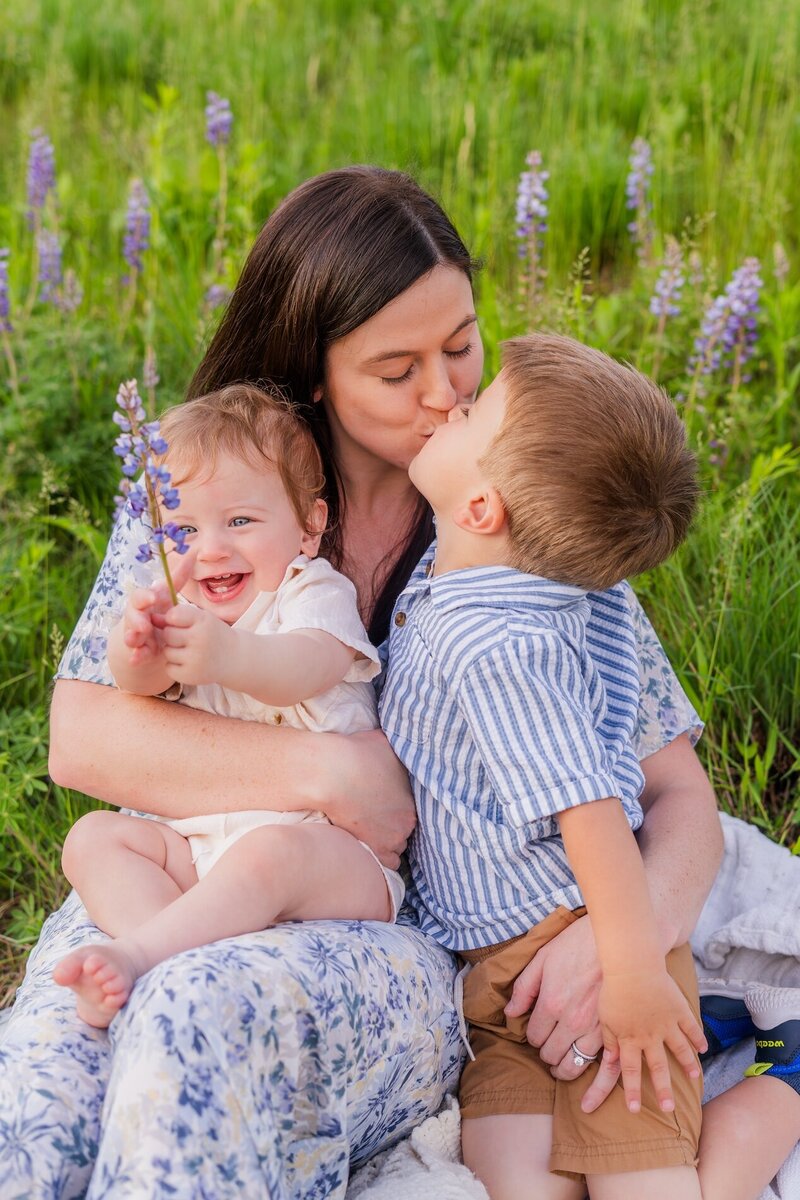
461,1114,586,1200
59,824,393,1029
61,810,197,935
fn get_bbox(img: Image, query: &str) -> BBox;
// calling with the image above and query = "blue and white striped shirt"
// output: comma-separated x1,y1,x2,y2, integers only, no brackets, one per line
379,544,646,951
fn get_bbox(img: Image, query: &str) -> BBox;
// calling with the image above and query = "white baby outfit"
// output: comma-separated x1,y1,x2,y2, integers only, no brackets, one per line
162,553,405,919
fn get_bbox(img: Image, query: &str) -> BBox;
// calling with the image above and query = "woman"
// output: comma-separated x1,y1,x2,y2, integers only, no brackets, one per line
2,167,722,1198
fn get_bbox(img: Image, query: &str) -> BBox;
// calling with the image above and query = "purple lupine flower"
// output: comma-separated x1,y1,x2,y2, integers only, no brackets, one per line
113,381,188,582
689,257,763,385
26,130,56,225
123,180,151,280
204,282,231,309
650,237,684,319
205,92,233,147
626,137,654,266
515,150,549,260
0,248,11,332
59,268,83,314
37,229,62,304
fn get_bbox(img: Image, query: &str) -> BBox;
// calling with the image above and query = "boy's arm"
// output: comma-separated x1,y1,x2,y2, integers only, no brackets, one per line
558,799,706,1114
161,605,357,706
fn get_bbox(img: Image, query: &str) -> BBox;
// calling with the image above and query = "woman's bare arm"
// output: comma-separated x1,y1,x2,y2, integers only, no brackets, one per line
49,678,416,868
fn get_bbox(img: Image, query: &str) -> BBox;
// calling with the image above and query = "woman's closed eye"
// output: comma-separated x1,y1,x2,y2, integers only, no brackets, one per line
380,341,474,386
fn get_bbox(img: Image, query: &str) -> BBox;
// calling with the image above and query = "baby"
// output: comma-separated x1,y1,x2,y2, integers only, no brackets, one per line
379,334,800,1198
54,384,404,1027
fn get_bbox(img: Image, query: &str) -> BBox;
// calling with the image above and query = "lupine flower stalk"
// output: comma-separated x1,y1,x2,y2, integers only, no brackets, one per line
205,92,233,305
60,268,83,314
626,137,654,267
0,248,19,397
25,129,58,315
37,229,63,305
143,345,159,417
113,379,188,604
515,150,548,316
123,179,151,286
689,257,763,397
26,130,56,226
650,236,684,379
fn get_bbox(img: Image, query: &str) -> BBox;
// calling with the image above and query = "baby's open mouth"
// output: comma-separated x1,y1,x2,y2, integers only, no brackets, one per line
198,572,248,601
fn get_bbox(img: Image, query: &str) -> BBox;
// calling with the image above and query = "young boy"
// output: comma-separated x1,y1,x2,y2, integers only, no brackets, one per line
54,385,404,1027
379,334,800,1199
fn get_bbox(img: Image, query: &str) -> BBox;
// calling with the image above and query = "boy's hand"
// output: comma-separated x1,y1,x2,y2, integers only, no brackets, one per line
598,969,706,1115
161,604,233,686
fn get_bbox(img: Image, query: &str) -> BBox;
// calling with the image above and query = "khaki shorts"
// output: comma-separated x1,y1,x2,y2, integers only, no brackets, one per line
458,906,703,1180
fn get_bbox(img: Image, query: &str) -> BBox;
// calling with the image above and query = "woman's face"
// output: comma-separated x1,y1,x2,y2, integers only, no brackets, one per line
322,265,484,474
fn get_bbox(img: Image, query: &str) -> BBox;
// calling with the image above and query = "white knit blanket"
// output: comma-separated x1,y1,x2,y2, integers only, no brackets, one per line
348,814,800,1199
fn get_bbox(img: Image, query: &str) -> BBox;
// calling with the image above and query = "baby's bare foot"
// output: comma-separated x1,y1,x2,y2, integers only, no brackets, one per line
53,942,141,1028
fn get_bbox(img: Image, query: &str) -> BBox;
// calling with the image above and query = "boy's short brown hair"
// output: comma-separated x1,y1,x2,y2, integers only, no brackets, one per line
158,383,325,533
480,334,699,591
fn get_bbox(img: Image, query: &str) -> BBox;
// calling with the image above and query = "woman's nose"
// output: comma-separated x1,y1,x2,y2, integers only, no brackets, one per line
421,361,458,412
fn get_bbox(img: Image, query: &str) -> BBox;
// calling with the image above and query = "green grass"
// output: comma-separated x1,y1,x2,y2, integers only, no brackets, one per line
1,0,798,996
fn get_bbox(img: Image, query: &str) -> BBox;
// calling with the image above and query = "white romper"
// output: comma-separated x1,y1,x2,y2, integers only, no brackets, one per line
163,553,405,918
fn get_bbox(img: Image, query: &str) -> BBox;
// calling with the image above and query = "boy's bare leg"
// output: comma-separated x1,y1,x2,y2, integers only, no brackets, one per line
461,1114,586,1200
586,1078,800,1200
60,810,198,935
57,823,392,1028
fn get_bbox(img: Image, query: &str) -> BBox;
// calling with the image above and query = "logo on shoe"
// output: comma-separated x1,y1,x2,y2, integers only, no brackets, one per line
755,1039,785,1048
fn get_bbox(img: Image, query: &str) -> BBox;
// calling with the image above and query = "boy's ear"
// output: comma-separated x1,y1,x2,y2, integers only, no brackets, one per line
300,498,327,558
453,486,507,537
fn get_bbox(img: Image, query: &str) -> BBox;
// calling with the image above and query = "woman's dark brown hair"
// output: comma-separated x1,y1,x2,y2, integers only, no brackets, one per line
188,165,477,643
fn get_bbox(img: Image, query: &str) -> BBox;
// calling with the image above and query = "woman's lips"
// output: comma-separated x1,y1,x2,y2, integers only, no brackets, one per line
198,572,249,604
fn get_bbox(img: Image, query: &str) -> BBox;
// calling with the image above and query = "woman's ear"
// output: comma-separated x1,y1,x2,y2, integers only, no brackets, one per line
453,487,507,537
312,384,323,404
300,498,328,557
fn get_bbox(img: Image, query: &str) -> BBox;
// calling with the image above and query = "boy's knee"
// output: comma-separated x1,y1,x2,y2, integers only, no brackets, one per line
61,809,121,882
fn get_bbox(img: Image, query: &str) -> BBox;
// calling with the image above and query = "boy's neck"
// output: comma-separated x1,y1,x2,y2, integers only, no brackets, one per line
432,520,512,577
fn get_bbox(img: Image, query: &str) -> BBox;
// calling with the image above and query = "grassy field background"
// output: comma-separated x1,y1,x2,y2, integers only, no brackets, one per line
1,0,798,1000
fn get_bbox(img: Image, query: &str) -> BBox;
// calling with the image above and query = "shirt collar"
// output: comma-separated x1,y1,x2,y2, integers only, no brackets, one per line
425,565,587,613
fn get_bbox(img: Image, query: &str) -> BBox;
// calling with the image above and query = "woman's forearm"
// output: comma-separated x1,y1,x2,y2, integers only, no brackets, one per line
636,731,723,951
49,678,323,818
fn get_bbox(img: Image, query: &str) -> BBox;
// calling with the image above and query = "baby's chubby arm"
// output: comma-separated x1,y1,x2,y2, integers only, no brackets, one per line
557,799,707,1115
160,605,356,707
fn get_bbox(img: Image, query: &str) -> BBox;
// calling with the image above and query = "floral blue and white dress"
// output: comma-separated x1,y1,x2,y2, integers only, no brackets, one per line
0,512,701,1200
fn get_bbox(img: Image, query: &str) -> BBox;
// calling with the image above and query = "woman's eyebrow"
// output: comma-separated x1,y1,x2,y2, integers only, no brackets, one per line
363,314,477,364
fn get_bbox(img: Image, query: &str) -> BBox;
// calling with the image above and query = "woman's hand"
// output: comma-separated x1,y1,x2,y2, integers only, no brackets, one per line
315,728,416,870
505,912,603,1066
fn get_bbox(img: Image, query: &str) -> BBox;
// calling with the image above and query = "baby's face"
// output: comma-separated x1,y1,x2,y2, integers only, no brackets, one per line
168,452,318,624
408,371,507,516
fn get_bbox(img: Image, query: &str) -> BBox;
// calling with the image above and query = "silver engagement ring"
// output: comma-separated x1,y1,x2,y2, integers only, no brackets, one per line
570,1040,600,1068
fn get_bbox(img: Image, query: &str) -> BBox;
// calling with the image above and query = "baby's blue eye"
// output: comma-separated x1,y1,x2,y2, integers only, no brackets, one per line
178,524,197,535
230,516,251,527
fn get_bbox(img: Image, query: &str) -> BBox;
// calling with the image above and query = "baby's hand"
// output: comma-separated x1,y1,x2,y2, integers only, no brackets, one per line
598,969,706,1116
161,604,233,686
122,583,174,667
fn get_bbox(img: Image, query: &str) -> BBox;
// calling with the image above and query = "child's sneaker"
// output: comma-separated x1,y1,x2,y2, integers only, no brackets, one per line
699,978,755,1061
744,984,800,1094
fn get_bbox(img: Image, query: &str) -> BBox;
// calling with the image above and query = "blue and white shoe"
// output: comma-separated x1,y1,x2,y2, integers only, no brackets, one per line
699,979,755,1061
744,985,800,1094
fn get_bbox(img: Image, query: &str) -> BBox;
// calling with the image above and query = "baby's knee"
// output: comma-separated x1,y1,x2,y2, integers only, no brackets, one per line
61,809,124,883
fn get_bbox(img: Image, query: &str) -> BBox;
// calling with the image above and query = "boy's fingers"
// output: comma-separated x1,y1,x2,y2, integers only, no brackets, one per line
130,588,156,610
618,1042,643,1114
579,1048,621,1113
162,605,197,629
681,1014,708,1055
644,1044,675,1112
668,1030,703,1079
